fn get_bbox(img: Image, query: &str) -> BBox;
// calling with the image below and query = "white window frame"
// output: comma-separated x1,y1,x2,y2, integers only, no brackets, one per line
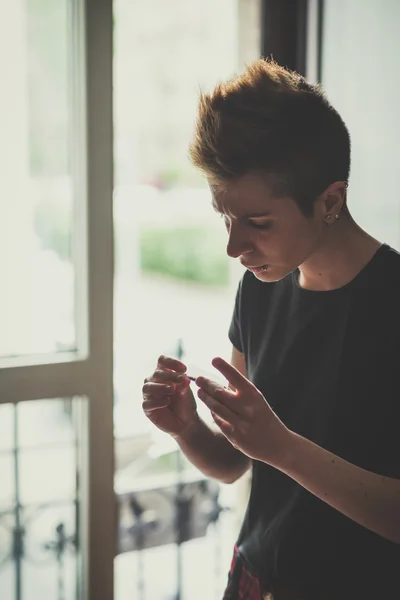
0,0,115,599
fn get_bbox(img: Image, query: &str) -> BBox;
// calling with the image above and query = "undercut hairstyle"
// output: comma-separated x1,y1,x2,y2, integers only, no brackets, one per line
189,59,351,217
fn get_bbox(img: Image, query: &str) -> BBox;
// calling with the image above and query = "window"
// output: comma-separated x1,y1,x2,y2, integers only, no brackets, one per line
0,399,82,600
0,2,114,600
0,0,75,358
113,1,260,598
320,0,400,250
2,2,262,599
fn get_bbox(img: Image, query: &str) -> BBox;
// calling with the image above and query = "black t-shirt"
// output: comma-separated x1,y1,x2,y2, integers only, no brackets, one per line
228,244,400,600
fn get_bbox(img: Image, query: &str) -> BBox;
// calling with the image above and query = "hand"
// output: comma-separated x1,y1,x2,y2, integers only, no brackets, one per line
142,355,199,437
196,357,292,466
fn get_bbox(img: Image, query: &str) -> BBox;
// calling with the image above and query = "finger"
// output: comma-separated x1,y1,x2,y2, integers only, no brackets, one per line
142,382,174,398
142,396,171,414
151,370,187,384
211,357,254,393
196,376,234,401
196,376,248,417
197,389,237,424
157,355,187,374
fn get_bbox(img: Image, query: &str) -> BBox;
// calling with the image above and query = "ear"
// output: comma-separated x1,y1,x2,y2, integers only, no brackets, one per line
315,181,347,221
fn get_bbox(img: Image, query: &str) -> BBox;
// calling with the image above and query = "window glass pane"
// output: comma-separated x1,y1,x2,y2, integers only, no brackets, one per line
23,503,77,600
321,0,400,250
17,399,75,450
0,454,14,512
0,509,15,600
0,404,13,451
20,445,76,505
113,1,260,598
0,399,83,600
0,1,76,358
0,410,14,593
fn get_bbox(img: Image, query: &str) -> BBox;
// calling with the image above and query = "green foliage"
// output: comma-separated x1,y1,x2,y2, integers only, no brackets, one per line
159,167,182,188
33,193,229,287
139,225,229,286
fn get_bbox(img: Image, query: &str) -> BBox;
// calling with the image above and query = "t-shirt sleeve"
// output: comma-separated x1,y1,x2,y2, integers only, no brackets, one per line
228,276,244,353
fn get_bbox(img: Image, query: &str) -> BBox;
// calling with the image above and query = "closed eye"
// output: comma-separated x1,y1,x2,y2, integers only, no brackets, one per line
248,221,272,230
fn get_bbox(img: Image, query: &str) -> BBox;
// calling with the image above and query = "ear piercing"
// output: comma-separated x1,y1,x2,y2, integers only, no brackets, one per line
325,213,340,224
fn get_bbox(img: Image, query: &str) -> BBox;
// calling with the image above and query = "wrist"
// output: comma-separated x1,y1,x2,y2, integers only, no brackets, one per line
172,413,202,442
268,428,303,473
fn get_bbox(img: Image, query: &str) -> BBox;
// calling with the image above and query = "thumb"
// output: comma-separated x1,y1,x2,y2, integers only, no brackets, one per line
177,377,191,393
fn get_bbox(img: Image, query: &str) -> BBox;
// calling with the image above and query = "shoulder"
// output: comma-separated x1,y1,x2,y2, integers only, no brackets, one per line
361,244,400,345
371,244,400,288
353,244,400,311
367,245,400,319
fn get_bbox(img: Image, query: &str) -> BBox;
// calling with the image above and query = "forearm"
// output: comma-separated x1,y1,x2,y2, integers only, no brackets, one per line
174,416,251,484
277,431,400,543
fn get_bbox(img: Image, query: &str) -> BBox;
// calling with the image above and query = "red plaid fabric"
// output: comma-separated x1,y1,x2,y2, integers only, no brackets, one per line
222,545,264,600
221,547,309,600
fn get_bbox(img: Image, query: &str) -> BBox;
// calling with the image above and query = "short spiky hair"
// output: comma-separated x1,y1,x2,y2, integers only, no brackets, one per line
189,59,350,216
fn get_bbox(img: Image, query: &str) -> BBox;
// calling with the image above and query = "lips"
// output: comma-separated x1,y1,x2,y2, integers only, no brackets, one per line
245,264,269,273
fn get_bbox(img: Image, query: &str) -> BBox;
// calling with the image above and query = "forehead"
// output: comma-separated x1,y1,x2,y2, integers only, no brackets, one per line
210,173,277,217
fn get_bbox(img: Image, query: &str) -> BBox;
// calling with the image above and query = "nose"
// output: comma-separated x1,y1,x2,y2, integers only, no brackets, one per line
226,225,253,259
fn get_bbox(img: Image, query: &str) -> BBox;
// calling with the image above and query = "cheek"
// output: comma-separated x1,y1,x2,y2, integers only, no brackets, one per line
285,223,321,259
270,224,317,262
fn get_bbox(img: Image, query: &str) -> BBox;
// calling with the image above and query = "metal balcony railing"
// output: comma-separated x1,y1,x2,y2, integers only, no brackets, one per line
0,396,231,600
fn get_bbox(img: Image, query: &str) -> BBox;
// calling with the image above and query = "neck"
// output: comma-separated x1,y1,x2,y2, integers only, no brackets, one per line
298,215,382,291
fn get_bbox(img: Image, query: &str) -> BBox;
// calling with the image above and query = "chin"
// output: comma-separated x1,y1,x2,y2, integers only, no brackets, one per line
252,265,291,283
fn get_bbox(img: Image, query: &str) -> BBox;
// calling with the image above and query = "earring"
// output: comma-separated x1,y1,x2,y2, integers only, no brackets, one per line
325,212,340,224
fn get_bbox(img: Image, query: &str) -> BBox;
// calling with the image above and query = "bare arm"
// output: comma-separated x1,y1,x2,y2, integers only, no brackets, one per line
174,347,251,484
195,357,400,543
279,432,400,544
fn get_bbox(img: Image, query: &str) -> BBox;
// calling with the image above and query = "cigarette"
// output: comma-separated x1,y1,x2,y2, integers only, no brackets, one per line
184,364,226,387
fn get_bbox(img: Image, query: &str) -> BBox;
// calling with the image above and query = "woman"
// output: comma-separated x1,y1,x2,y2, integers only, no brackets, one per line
142,59,400,600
